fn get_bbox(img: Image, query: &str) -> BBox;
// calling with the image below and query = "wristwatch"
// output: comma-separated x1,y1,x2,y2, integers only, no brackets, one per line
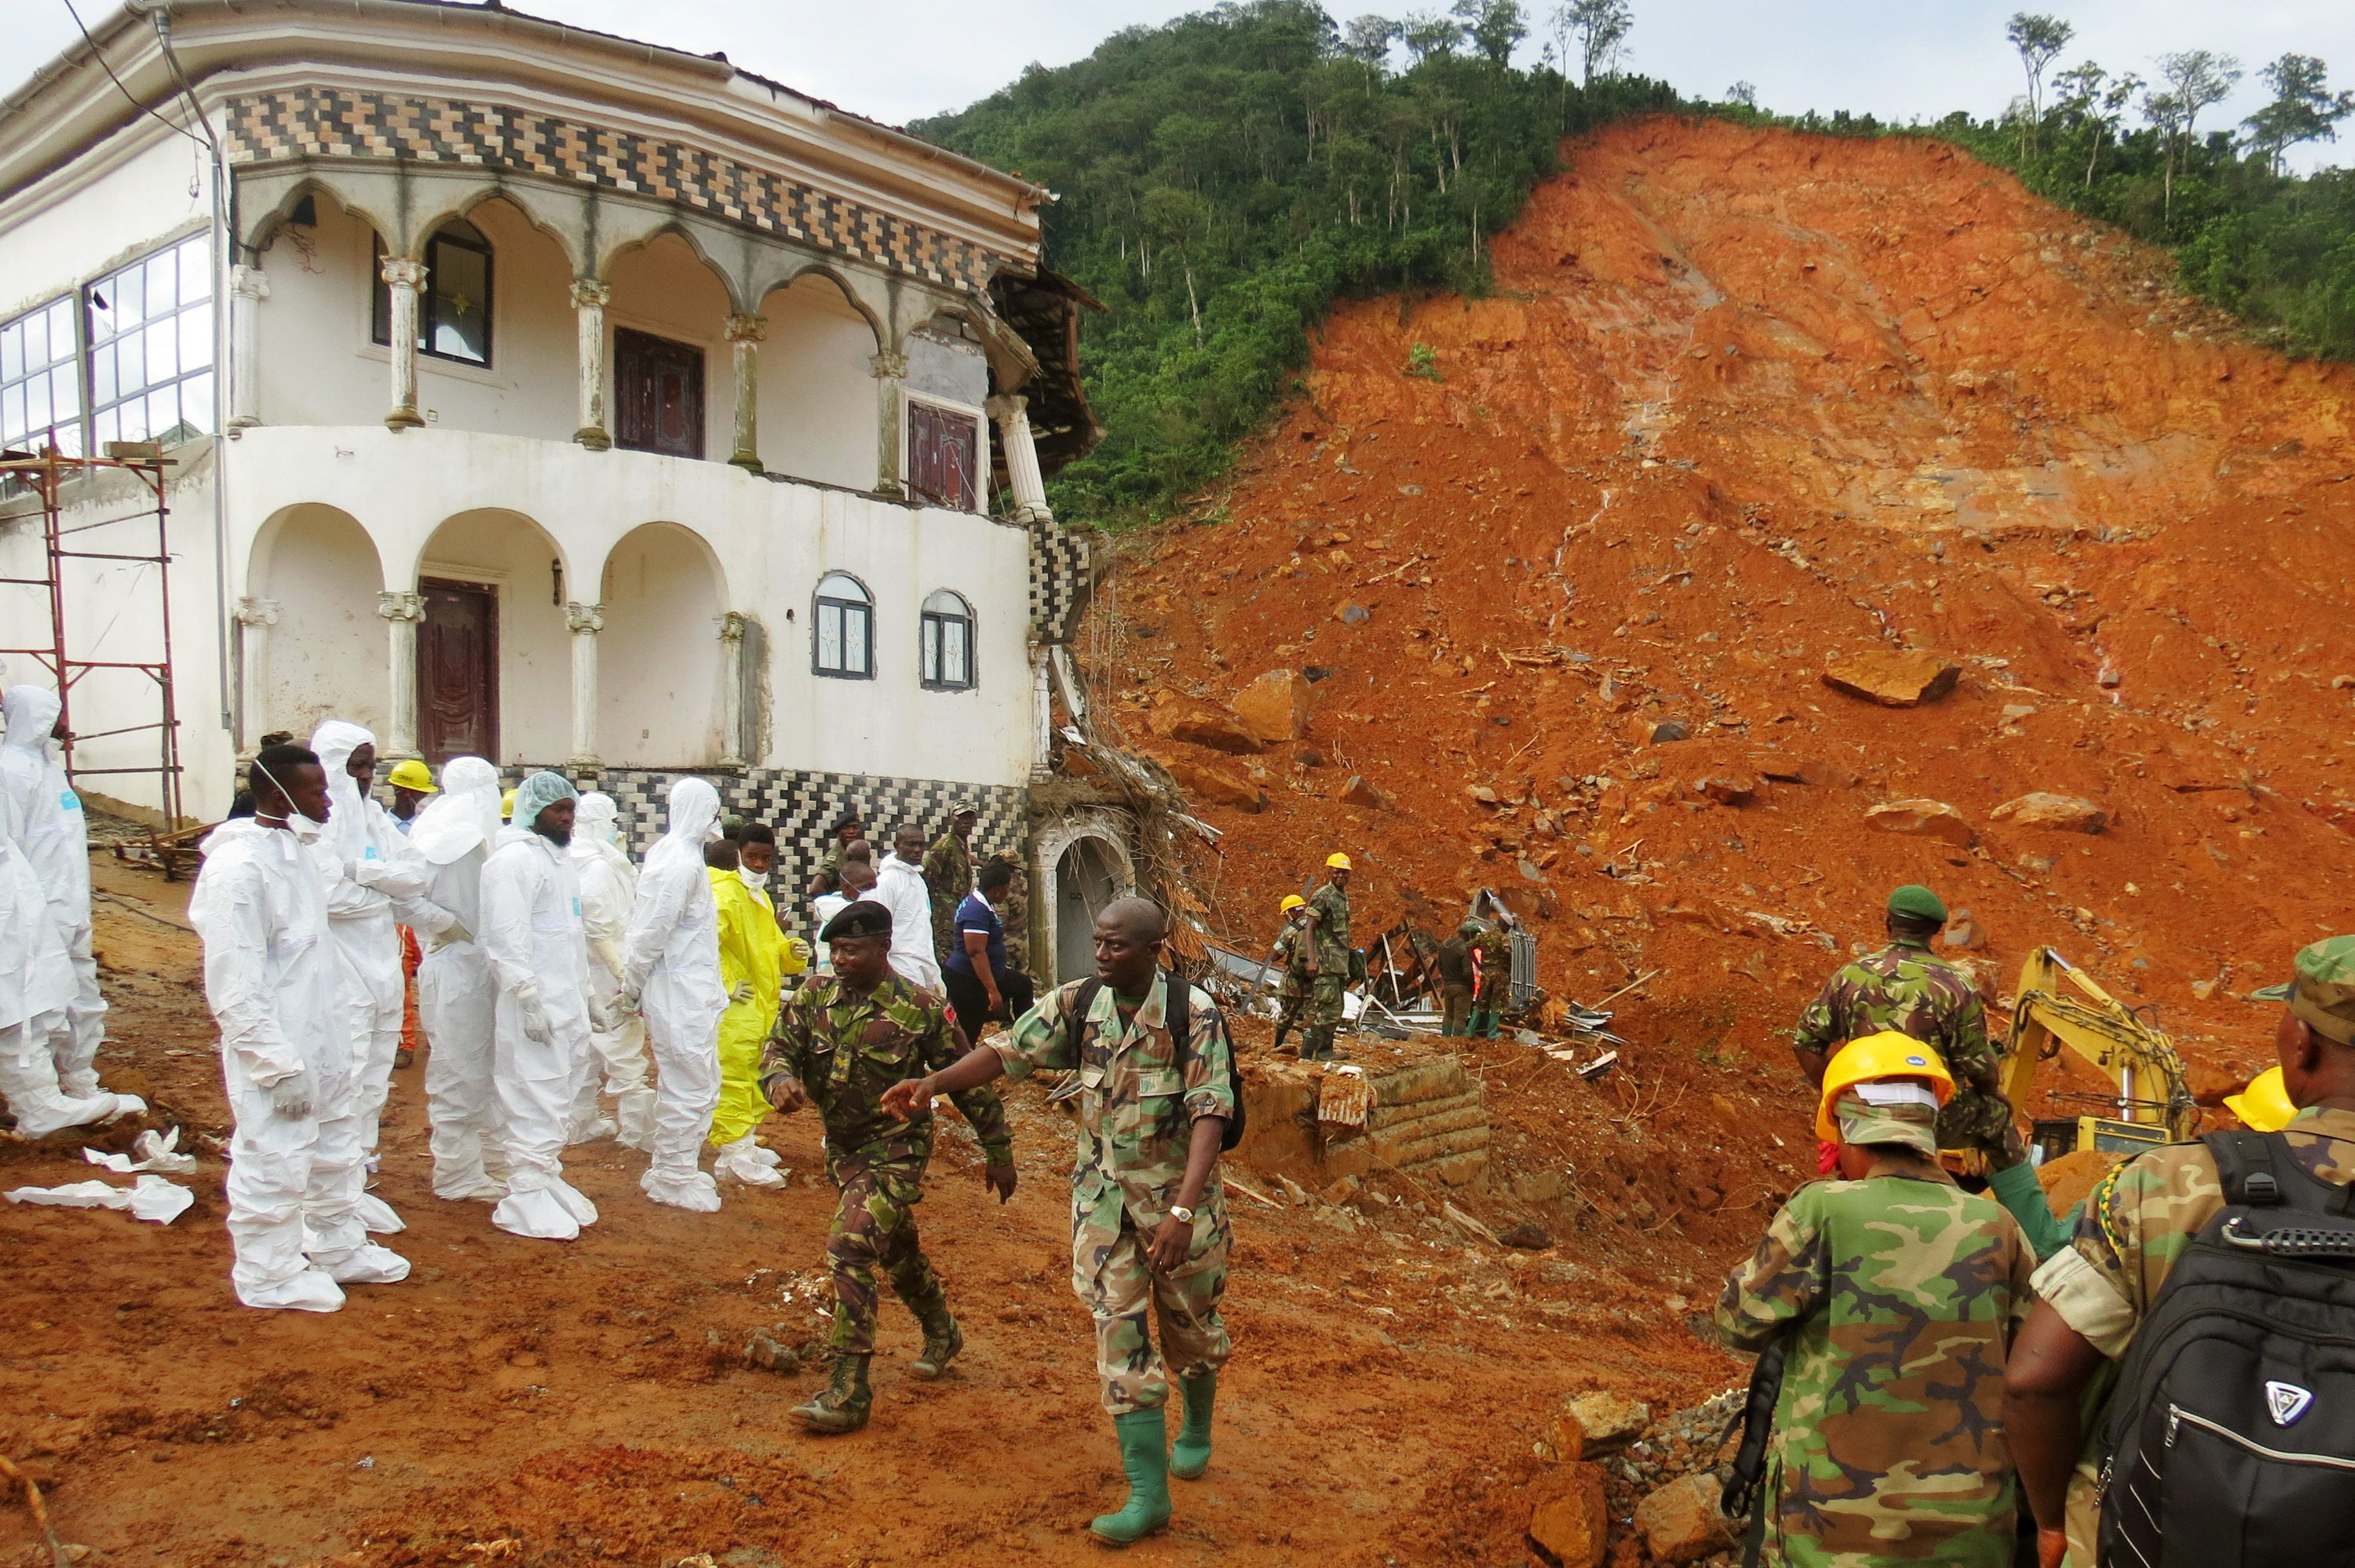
1167,1204,1196,1224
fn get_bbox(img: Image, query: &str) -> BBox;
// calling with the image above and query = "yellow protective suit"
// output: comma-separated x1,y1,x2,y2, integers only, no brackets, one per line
708,868,789,1147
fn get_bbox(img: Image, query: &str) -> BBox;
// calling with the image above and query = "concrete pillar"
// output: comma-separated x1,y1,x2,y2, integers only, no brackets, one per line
725,312,766,472
377,589,425,759
987,392,1052,523
717,611,748,767
565,600,604,768
1029,644,1054,783
871,350,907,498
380,256,428,432
228,265,270,431
232,596,279,748
570,279,612,450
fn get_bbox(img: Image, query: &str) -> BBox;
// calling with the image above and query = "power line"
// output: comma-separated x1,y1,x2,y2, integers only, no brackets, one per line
57,0,208,151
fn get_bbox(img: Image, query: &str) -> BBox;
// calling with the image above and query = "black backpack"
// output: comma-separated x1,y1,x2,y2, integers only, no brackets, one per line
2098,1129,2355,1568
1063,972,1247,1152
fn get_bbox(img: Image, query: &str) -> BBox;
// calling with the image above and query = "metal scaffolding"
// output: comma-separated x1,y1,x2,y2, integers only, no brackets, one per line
0,447,188,861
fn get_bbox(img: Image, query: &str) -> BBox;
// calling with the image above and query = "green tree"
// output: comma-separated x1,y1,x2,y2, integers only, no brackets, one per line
1557,0,1632,86
2244,53,2355,173
1453,0,1528,67
2152,49,2242,217
2005,13,2073,154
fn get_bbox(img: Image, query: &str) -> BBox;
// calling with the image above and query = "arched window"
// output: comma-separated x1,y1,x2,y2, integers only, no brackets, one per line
371,218,492,366
920,589,975,691
813,572,873,679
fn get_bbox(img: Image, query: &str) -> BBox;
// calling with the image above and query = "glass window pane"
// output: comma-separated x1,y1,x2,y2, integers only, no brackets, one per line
945,620,969,684
817,603,842,670
115,331,144,397
148,386,180,442
2,324,20,383
921,621,938,684
431,239,488,363
2,384,24,442
181,370,213,434
180,238,210,303
144,319,177,383
116,395,148,443
181,308,213,371
22,311,47,373
53,421,81,458
24,369,49,429
849,606,871,673
92,407,116,447
112,264,144,326
146,253,178,315
91,343,115,406
46,299,73,357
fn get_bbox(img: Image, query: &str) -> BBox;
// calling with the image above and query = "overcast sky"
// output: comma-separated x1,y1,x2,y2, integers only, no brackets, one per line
9,0,2353,170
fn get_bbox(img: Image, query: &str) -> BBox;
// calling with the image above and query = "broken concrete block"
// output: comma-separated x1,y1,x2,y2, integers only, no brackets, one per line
1320,1174,1361,1206
1232,668,1313,742
1864,798,1975,847
1635,1472,1736,1565
1821,648,1962,707
1342,775,1388,810
1991,792,2108,833
1526,1461,1611,1568
1550,1391,1650,1460
1146,696,1262,756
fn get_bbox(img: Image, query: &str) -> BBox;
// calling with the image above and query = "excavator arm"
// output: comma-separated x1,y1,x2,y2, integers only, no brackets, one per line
1996,945,2196,1161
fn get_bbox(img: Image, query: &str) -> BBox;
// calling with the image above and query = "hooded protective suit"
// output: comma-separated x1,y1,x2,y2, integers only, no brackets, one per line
309,721,454,1233
872,852,943,991
621,776,728,1212
407,756,505,1200
0,825,127,1136
478,771,600,1240
569,792,656,1150
707,862,788,1186
0,685,109,1096
190,811,409,1311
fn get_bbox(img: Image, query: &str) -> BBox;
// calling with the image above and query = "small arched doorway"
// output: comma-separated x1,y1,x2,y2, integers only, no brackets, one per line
1033,808,1136,987
1054,837,1124,983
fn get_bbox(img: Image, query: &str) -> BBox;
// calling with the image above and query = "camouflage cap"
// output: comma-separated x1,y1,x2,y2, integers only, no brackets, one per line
820,899,893,943
1887,884,1947,922
1834,1092,1940,1156
2251,935,2355,1046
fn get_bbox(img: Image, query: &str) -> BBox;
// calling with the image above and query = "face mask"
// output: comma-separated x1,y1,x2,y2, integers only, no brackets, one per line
286,811,324,844
739,865,769,892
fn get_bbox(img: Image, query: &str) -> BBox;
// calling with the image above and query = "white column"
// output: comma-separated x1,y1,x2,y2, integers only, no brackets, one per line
377,590,425,759
565,600,604,768
233,596,279,749
725,312,766,472
717,611,748,767
1029,644,1054,782
228,265,270,431
871,350,907,498
570,279,612,450
380,256,427,432
988,392,1053,523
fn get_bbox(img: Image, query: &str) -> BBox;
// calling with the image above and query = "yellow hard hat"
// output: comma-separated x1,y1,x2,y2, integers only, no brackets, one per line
1280,894,1306,913
387,758,436,793
2223,1067,2296,1133
501,789,517,820
1815,1030,1956,1143
1326,852,1352,870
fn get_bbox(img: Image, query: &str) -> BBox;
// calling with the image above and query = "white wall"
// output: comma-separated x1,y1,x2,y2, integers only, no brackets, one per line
0,137,211,324
415,508,571,767
254,503,387,742
599,522,723,766
757,272,880,490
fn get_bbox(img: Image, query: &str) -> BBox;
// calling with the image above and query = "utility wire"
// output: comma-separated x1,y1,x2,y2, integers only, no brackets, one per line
57,0,208,150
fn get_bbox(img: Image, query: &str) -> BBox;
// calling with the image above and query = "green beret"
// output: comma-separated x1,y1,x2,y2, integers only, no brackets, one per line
2253,934,2355,1045
1887,884,1947,923
820,899,893,943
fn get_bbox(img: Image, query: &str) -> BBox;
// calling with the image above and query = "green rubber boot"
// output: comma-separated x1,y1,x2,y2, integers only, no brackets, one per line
1170,1369,1216,1481
1089,1407,1172,1546
793,1351,871,1434
909,1308,965,1380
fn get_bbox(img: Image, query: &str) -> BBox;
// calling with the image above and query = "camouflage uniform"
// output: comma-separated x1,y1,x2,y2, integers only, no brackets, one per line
922,831,974,965
1716,1163,2036,1566
1433,934,1473,1038
1269,921,1311,1037
760,973,1013,1355
1470,928,1513,1008
1795,939,2010,1154
812,837,855,896
1302,881,1352,1029
2033,1105,2355,1563
992,977,1237,1413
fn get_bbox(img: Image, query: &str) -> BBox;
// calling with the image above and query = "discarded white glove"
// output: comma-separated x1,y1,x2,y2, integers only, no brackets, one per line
730,980,756,1005
516,984,553,1045
269,1080,312,1120
5,1173,193,1224
84,1128,198,1175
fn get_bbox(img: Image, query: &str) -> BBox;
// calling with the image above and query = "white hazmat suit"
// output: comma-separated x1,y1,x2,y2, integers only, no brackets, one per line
621,776,728,1213
0,826,127,1136
407,757,505,1201
570,792,656,1150
478,771,601,1241
872,851,943,990
0,685,110,1097
189,810,410,1311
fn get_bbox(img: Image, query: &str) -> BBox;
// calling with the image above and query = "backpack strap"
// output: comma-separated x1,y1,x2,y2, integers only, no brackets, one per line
2205,1130,2284,1207
1167,971,1191,1067
1065,977,1104,1066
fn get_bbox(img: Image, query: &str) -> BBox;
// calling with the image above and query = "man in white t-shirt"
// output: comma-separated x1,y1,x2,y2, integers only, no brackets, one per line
870,823,940,991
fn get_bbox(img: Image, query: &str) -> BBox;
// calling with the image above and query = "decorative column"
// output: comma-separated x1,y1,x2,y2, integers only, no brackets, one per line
724,312,766,472
871,350,907,498
570,279,612,450
228,266,270,430
564,600,604,768
717,611,749,767
233,596,279,748
1029,646,1054,783
380,256,428,432
987,392,1053,523
376,590,425,758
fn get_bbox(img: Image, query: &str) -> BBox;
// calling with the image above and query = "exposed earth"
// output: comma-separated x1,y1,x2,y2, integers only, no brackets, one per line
9,115,2355,1567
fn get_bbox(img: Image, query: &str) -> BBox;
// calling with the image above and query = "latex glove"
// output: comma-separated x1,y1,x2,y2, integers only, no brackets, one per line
586,994,618,1033
268,1078,313,1120
617,986,642,1017
592,935,628,983
730,979,756,1005
438,917,473,948
516,984,553,1045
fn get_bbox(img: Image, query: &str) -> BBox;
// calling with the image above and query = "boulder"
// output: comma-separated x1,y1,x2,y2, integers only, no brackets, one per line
1864,798,1976,847
1147,696,1262,757
1341,775,1389,810
1821,648,1962,707
1550,1391,1649,1460
1991,792,2109,834
1143,749,1266,813
1637,719,1690,745
1635,1473,1736,1565
1695,773,1759,806
1526,1461,1611,1568
1232,669,1313,742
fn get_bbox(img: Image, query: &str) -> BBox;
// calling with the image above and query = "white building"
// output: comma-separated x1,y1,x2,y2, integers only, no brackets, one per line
0,0,1130,974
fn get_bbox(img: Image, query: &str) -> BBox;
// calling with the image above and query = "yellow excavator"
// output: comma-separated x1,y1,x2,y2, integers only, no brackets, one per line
1980,945,2197,1168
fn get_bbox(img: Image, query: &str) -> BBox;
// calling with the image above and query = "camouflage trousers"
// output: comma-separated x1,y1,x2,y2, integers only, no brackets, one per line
1273,980,1307,1035
1305,975,1345,1030
1937,1086,2017,1158
825,1156,948,1355
1438,983,1472,1038
1075,1201,1233,1415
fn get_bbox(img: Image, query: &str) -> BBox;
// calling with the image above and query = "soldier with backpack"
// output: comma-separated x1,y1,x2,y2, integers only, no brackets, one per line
2005,934,2355,1568
881,895,1238,1548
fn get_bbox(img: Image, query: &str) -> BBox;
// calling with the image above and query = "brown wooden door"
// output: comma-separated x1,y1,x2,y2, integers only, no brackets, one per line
907,399,979,509
418,579,498,763
614,328,705,459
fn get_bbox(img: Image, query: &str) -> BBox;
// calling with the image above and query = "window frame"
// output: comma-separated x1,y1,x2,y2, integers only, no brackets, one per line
0,294,86,460
812,571,875,680
371,221,495,369
918,589,977,691
902,388,987,512
84,232,215,452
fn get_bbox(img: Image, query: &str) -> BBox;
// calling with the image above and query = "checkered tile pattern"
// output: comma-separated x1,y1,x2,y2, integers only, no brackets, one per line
224,88,1009,294
1028,515,1091,644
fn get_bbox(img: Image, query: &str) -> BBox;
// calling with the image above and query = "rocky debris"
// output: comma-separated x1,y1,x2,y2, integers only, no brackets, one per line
1693,774,1758,807
1147,694,1262,756
1942,913,1984,949
1496,1220,1554,1250
1293,746,1327,768
743,1329,821,1375
1820,649,1961,708
1551,1390,1651,1460
1342,775,1389,810
1863,798,1975,847
1991,792,2109,833
1337,600,1372,625
1526,1460,1612,1568
1469,784,1502,804
1636,1473,1737,1565
1638,719,1690,745
1232,668,1313,742
1145,749,1268,812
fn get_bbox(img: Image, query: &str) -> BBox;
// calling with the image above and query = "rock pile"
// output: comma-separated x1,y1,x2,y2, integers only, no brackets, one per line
1528,1385,1746,1566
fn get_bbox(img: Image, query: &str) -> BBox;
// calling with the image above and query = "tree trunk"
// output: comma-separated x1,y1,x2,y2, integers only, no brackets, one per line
1185,260,1203,348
